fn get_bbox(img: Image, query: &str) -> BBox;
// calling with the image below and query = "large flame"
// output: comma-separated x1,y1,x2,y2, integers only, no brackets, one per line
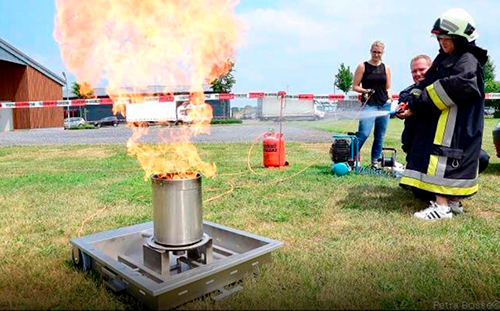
54,0,241,179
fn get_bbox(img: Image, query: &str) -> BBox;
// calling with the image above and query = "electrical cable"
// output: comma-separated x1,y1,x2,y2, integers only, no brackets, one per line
77,93,377,228
205,92,376,204
77,206,111,237
246,132,266,175
204,183,235,204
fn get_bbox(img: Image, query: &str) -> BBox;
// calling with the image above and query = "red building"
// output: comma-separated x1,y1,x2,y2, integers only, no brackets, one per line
0,38,64,129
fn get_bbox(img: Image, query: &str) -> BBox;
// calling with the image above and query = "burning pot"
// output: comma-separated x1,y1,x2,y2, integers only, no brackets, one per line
151,174,203,246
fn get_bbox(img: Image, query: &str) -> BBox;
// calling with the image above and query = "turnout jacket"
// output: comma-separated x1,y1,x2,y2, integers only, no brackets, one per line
400,45,487,197
398,83,417,155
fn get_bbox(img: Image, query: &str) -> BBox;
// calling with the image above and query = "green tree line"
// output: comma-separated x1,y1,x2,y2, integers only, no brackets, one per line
484,57,500,113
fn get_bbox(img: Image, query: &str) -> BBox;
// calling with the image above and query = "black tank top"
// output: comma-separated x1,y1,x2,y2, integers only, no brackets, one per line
361,62,388,105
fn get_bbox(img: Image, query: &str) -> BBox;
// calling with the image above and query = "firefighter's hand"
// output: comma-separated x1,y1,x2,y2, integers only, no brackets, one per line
397,102,408,111
396,102,412,119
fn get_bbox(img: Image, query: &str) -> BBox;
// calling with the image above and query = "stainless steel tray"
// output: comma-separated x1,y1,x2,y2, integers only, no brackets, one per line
70,220,283,309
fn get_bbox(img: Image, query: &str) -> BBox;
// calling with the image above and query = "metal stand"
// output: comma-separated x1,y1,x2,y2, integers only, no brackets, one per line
70,221,283,310
143,234,213,276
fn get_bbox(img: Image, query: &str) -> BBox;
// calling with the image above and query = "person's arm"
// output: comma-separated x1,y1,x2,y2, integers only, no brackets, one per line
352,62,370,94
408,54,482,115
385,64,393,101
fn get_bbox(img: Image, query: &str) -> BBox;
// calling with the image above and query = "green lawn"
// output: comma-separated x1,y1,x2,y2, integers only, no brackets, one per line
0,119,499,310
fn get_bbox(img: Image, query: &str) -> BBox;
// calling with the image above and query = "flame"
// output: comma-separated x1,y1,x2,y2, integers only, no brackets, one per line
207,60,234,85
78,82,95,99
127,125,216,180
54,0,242,180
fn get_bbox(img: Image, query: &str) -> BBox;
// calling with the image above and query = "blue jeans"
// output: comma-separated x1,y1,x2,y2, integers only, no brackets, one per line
355,103,391,164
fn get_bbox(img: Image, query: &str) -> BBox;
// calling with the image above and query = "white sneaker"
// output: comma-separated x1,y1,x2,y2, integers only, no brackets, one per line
448,200,463,214
348,159,362,172
414,201,453,220
370,163,381,170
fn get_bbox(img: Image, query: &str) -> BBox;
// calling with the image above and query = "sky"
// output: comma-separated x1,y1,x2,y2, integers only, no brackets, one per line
1,0,499,107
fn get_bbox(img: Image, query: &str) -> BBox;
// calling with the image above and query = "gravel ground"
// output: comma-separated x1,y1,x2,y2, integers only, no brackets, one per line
0,121,333,146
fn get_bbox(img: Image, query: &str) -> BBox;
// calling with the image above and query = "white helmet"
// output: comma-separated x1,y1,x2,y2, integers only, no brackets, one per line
431,8,478,42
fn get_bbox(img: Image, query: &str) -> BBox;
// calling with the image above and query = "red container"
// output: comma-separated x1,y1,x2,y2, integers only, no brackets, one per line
263,131,286,167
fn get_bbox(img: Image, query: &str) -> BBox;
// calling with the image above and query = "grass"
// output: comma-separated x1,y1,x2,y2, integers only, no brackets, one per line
0,119,499,310
211,118,243,124
66,123,98,130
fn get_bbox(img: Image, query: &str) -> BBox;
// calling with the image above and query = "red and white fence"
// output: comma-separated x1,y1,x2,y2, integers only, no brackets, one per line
1,92,499,109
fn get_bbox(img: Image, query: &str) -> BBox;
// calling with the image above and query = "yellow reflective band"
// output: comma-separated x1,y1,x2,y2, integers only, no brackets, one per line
433,108,449,145
426,84,448,111
400,176,479,196
427,155,439,176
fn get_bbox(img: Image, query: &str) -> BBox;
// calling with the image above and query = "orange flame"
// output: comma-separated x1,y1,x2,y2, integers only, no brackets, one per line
127,126,216,180
54,0,242,179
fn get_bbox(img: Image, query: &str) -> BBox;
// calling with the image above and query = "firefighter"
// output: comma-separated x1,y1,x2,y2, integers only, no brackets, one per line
397,8,488,220
398,55,433,156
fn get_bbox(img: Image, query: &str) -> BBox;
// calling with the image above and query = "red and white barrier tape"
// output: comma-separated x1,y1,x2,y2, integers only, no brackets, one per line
1,92,499,109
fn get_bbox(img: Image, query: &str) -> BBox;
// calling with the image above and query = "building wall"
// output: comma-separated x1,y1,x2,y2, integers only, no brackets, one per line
0,61,30,129
28,107,63,128
12,108,30,129
86,105,114,121
0,109,13,132
0,60,26,101
207,100,231,119
26,66,63,100
7,65,64,129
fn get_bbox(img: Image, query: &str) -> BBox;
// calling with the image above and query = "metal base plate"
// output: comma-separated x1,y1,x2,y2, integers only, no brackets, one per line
147,233,210,251
70,221,282,310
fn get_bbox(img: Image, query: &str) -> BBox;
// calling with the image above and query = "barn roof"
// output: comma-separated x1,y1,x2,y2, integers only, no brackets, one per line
0,37,65,86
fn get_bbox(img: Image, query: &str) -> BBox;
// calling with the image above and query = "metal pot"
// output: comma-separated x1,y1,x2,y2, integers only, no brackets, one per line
151,174,203,246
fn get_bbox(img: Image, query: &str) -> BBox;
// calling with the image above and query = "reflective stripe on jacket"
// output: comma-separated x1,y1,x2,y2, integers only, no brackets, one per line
400,51,485,197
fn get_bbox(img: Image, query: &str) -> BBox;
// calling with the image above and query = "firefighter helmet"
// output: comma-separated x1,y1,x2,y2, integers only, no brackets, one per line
431,8,478,42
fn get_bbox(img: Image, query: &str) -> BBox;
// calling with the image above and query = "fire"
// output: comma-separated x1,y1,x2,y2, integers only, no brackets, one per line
54,0,242,179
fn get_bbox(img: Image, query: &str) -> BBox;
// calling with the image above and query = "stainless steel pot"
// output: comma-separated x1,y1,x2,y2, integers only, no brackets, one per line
151,174,203,246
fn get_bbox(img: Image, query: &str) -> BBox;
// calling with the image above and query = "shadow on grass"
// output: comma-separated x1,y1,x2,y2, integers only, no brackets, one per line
482,162,500,175
61,257,244,310
309,164,333,176
337,184,428,214
62,259,147,310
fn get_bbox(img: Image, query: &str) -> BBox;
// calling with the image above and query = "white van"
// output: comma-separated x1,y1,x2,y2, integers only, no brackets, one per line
64,117,85,129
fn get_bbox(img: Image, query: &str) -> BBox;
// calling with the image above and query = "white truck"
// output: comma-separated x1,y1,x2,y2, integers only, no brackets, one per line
126,99,211,125
257,98,325,121
126,98,178,123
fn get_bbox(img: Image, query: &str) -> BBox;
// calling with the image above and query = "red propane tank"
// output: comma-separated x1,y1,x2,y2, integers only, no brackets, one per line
263,131,286,167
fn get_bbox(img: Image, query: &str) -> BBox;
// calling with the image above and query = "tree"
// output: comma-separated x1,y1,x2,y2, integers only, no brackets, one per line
484,57,499,110
210,60,236,93
484,57,496,82
334,63,353,94
210,60,236,118
485,80,500,110
72,82,94,99
71,82,94,120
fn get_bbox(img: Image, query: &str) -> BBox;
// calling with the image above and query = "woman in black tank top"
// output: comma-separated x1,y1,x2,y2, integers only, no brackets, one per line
352,40,393,168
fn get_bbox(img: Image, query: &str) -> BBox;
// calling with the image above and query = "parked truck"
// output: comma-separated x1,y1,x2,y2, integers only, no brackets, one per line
125,99,214,125
257,98,325,121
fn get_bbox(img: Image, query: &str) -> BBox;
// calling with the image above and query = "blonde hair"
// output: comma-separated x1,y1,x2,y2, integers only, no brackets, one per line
410,54,432,69
371,40,385,50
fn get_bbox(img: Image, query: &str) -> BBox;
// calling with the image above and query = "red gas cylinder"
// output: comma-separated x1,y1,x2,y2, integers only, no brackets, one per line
263,130,286,167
